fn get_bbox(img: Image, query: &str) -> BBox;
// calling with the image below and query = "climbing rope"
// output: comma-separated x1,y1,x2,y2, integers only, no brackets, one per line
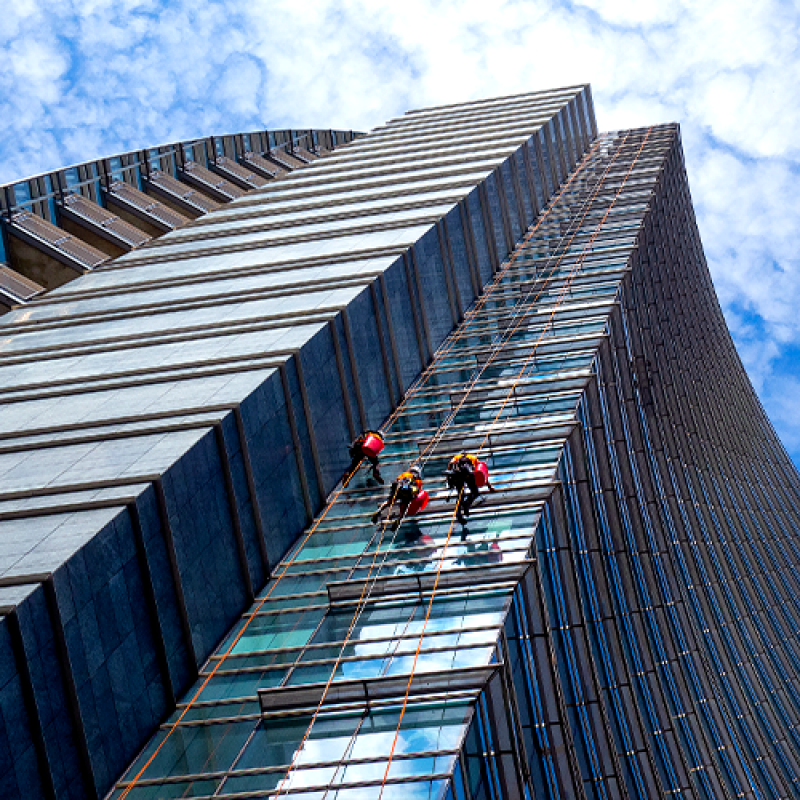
119,133,626,798
475,129,653,457
267,131,637,798
377,134,610,433
375,128,654,798
271,129,640,797
271,510,403,797
377,497,464,799
118,463,366,799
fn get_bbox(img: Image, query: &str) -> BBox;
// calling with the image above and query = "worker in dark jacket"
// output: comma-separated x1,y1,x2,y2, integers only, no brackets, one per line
445,453,496,524
372,465,423,530
347,429,385,483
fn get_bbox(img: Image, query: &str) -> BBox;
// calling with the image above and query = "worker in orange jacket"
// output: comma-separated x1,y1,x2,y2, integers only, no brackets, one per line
445,453,496,524
372,465,423,530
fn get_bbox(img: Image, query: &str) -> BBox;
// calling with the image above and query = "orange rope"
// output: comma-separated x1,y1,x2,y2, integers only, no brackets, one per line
410,132,633,467
120,133,615,798
376,492,463,799
271,134,632,797
378,135,608,431
476,129,653,457
375,129,653,797
271,509,399,797
267,146,621,796
191,492,406,798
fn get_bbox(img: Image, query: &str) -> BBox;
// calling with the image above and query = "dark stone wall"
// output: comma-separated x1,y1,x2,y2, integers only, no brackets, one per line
532,129,800,799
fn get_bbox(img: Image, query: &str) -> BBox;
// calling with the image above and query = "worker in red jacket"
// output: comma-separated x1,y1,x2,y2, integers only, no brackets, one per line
346,429,385,483
372,465,423,530
445,453,496,524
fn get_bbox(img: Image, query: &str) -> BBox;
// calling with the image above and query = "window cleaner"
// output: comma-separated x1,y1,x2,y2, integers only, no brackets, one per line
347,429,386,483
444,453,497,524
372,465,427,530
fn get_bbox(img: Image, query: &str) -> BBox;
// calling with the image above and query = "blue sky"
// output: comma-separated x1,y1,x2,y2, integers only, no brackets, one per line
2,0,800,460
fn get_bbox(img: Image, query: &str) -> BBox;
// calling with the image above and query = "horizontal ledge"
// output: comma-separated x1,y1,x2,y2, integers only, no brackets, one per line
258,663,499,715
327,560,533,607
0,310,334,366
0,474,161,503
0,272,382,336
0,355,283,404
0,495,137,521
0,414,225,456
0,351,293,400
0,572,52,588
0,402,239,442
108,214,442,269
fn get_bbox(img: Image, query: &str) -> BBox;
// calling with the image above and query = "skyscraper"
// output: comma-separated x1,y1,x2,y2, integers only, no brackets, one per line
2,86,799,800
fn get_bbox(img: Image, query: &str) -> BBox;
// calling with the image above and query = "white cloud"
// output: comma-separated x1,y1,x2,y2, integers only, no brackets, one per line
211,53,264,117
1,0,800,456
573,0,681,26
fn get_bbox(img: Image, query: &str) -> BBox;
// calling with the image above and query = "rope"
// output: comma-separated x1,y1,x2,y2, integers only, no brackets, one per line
375,128,653,798
120,133,619,797
376,134,609,432
266,133,630,798
272,491,424,795
475,129,653,457
376,493,464,799
272,510,401,798
189,494,407,798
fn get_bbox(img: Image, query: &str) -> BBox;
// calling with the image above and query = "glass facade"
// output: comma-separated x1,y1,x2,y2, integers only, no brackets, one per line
113,116,800,799
0,127,359,303
108,125,666,800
